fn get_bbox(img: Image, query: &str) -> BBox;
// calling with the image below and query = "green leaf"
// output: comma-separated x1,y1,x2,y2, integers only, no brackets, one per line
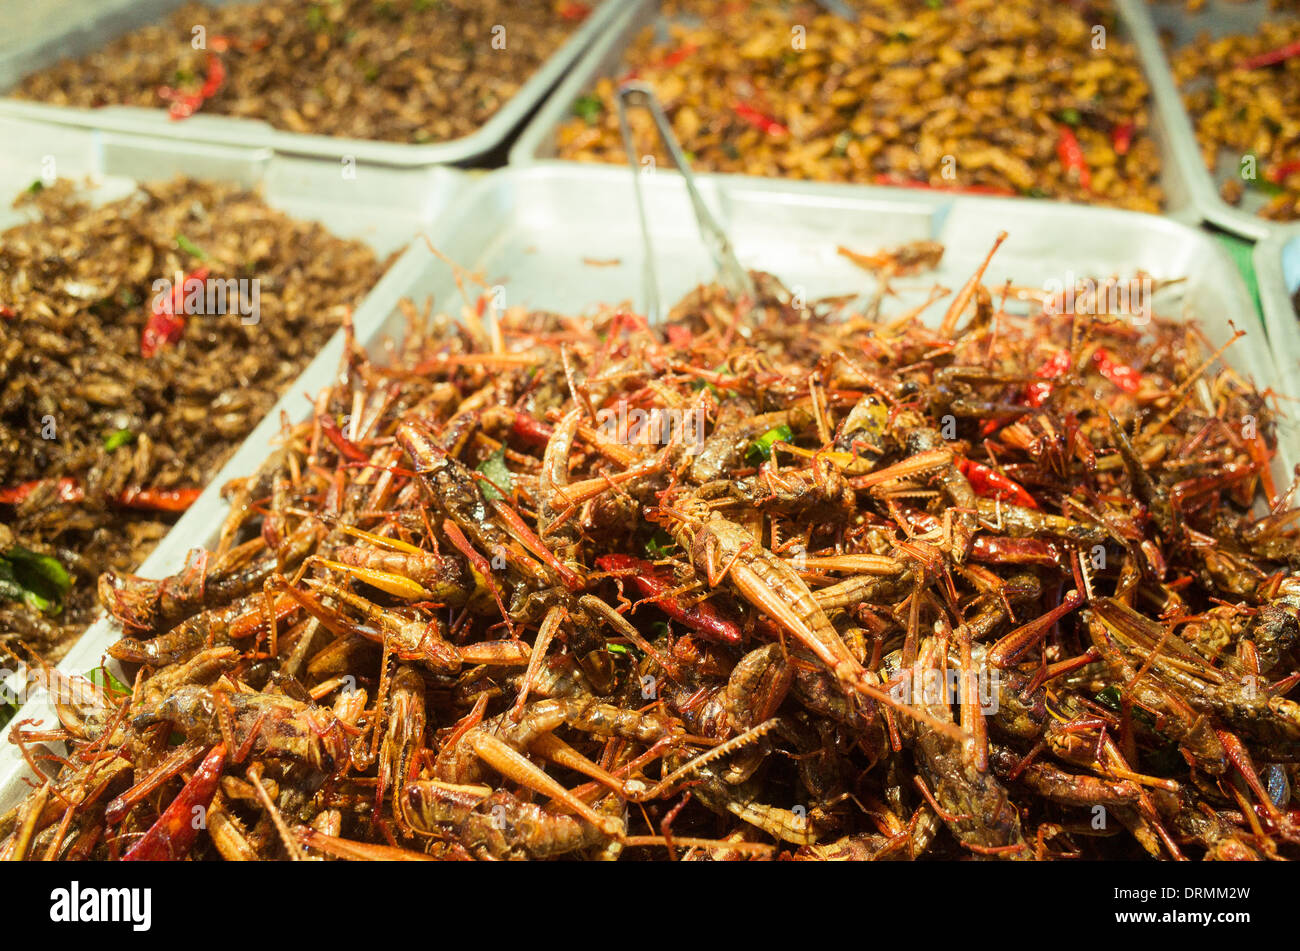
1,547,71,615
1058,107,1081,127
746,424,794,464
606,643,629,655
1094,685,1121,710
175,234,207,259
572,94,603,125
1093,686,1154,728
104,429,136,452
26,179,45,195
645,530,677,557
88,665,131,696
476,448,513,502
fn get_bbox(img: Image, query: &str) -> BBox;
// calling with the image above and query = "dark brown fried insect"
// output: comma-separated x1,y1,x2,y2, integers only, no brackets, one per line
0,179,383,660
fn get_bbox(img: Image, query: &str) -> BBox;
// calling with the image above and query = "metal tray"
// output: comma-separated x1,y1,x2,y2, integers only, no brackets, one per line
0,162,1289,811
1255,224,1300,401
0,0,621,168
1129,0,1292,240
512,0,1207,225
0,117,464,808
0,118,467,256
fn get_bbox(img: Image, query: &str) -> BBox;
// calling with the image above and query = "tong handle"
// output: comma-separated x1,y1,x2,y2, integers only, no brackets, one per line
616,83,756,323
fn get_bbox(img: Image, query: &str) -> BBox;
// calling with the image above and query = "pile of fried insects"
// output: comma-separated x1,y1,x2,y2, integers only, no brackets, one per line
14,0,587,144
4,237,1298,861
0,179,384,660
1172,14,1300,222
557,0,1161,210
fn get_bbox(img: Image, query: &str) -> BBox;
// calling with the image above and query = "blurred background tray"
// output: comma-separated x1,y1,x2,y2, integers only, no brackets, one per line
0,0,621,168
1135,0,1293,240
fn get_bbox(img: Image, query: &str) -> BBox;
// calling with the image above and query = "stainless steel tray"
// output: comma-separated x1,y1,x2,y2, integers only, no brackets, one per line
1255,224,1300,401
0,0,621,168
1129,0,1292,240
512,0,1206,226
0,117,464,809
0,162,1288,810
0,117,467,256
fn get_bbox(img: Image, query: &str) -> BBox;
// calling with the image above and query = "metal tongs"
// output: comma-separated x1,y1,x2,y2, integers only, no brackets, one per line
616,83,756,325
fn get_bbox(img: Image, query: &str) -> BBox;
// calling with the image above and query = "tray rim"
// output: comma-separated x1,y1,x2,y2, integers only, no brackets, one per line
1254,224,1300,407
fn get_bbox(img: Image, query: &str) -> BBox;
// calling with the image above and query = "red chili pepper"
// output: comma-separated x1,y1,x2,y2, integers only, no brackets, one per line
1111,121,1134,156
1092,348,1142,394
141,266,210,358
619,47,693,83
320,416,371,464
509,411,554,448
0,306,14,319
200,53,225,98
557,1,590,20
1025,350,1071,407
1056,125,1092,190
1266,159,1300,184
0,479,199,512
122,743,226,861
116,486,203,513
0,477,83,506
159,51,226,119
665,324,694,347
732,101,789,137
956,458,1039,509
872,174,1017,197
596,553,742,645
1238,38,1300,70
659,43,697,68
